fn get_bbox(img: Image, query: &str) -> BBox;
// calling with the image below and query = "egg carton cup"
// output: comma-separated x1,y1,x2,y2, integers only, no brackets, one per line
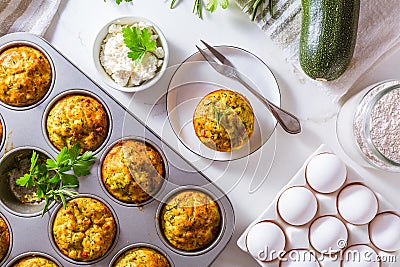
0,32,234,267
237,144,399,267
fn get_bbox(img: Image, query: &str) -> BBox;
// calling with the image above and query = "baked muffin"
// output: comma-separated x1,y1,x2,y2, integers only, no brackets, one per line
101,139,165,204
0,45,52,106
46,94,108,152
11,256,58,267
0,216,10,262
113,247,170,267
193,89,254,152
160,190,221,251
52,197,116,262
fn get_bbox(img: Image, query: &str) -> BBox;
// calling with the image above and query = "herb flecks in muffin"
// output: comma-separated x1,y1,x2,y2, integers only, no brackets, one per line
52,197,116,262
101,139,165,204
47,94,109,152
161,190,221,251
0,46,52,107
16,143,96,216
12,256,58,267
113,247,170,267
193,89,254,152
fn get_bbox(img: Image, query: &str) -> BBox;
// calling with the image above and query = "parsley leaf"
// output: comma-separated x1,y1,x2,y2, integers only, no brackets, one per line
16,143,96,216
122,26,157,64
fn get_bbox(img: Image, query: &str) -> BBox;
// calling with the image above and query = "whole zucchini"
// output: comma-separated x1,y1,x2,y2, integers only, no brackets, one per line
299,0,360,81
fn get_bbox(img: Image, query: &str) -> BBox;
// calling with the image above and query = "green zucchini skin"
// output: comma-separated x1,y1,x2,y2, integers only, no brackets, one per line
299,0,360,81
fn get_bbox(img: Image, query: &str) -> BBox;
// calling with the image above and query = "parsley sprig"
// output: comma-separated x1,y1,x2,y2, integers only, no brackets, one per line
16,144,96,216
122,26,157,64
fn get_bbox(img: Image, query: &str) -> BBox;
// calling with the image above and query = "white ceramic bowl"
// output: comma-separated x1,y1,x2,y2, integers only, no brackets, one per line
93,16,169,92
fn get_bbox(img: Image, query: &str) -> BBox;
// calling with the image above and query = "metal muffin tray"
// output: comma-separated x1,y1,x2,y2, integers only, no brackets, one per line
0,32,234,267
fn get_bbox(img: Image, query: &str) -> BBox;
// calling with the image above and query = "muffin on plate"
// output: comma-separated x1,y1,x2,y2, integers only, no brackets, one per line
113,247,170,267
193,89,254,152
11,256,58,267
0,45,52,107
101,139,165,204
52,197,116,262
0,215,10,262
46,94,108,152
160,190,221,252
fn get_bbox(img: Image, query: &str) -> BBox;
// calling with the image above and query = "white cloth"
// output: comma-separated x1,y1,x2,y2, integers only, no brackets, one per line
236,0,400,102
0,0,61,36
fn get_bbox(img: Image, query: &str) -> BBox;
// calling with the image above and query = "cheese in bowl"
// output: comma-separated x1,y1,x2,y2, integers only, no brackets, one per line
0,45,52,107
193,89,254,152
94,17,168,92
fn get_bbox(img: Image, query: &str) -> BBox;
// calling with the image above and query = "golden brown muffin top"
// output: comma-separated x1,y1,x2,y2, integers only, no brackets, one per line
0,216,10,261
193,89,254,152
46,94,108,152
113,247,170,267
101,139,165,204
52,197,116,261
0,45,52,107
161,190,221,251
12,256,59,267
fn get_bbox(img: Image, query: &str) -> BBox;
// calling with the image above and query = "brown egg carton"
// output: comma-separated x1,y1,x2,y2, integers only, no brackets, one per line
237,144,399,267
0,32,234,267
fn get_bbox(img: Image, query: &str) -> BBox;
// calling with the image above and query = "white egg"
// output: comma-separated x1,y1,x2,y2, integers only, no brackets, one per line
338,184,378,225
309,216,348,254
277,186,318,226
369,212,400,252
280,249,320,267
306,153,347,193
245,221,286,261
341,245,380,267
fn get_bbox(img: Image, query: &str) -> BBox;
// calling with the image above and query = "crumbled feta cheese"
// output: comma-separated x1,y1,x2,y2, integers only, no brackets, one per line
99,22,165,87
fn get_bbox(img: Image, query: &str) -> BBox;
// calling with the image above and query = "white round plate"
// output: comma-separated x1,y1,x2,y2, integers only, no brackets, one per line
167,46,280,161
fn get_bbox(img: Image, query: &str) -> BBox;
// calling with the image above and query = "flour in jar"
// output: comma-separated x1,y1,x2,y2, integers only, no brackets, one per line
100,22,164,87
369,88,400,163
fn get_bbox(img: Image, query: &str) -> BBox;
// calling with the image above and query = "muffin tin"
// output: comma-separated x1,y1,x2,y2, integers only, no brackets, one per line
0,32,234,267
237,144,399,267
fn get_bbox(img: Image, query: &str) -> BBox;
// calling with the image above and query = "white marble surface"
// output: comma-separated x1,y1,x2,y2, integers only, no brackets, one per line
44,0,400,266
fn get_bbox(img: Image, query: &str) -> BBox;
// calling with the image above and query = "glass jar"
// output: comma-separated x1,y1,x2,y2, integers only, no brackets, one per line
336,80,400,172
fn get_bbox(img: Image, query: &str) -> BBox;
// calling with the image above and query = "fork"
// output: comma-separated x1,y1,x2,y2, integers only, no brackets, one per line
196,40,301,134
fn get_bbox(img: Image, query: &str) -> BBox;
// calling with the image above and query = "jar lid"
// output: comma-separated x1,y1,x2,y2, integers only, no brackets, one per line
364,84,400,166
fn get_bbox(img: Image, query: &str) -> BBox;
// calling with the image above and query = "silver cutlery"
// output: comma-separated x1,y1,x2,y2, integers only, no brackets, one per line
196,40,301,134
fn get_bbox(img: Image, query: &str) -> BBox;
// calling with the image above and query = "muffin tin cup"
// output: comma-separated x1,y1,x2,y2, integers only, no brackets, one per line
108,243,175,267
0,32,234,267
237,145,399,267
0,146,54,217
0,212,12,266
156,185,227,257
48,193,120,265
6,251,63,267
42,89,112,155
0,113,6,152
98,136,169,207
0,41,55,111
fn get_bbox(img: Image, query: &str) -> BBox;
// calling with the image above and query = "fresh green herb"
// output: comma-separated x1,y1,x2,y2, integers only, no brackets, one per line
16,143,96,216
243,0,274,21
206,0,229,12
214,106,232,129
112,0,132,4
122,26,157,64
